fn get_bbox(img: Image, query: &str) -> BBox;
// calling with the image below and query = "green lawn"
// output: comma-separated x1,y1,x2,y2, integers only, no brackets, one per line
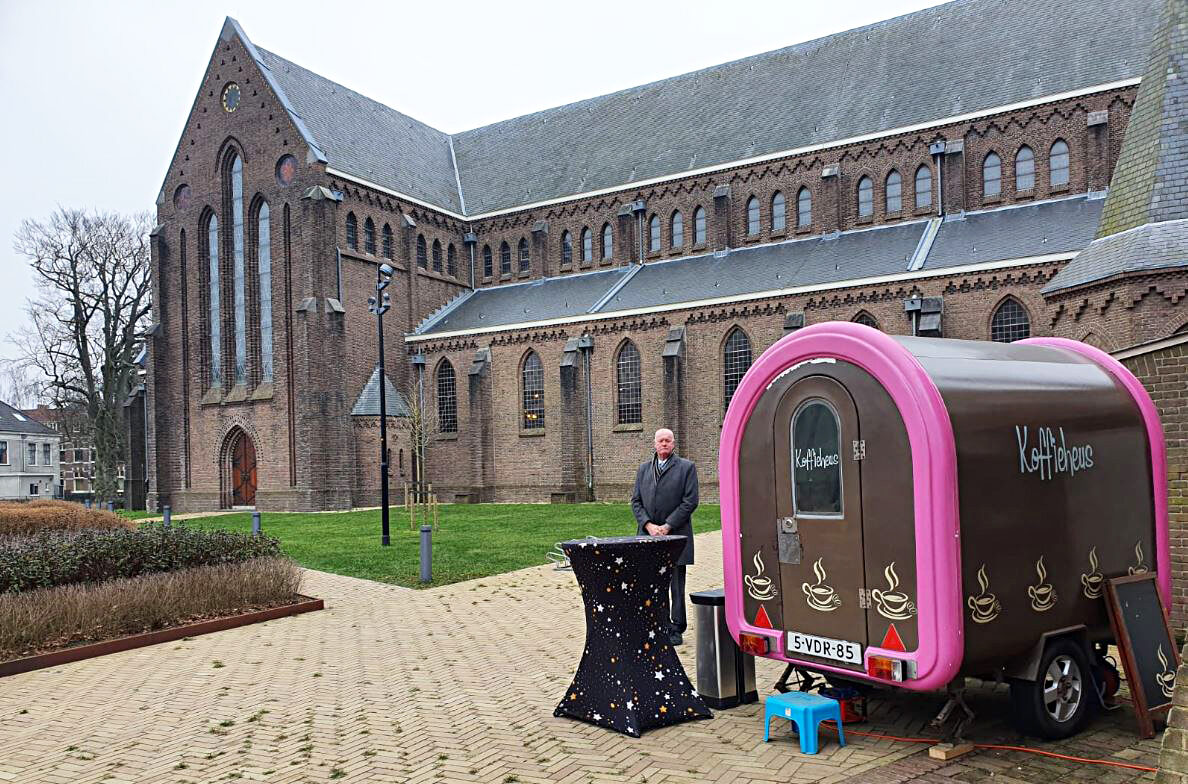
177,503,721,588
117,509,160,521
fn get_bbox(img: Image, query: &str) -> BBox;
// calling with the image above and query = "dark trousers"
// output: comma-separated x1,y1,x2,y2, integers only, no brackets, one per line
669,565,687,634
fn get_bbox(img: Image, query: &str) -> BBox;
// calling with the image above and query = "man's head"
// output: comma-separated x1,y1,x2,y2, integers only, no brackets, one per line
654,428,675,460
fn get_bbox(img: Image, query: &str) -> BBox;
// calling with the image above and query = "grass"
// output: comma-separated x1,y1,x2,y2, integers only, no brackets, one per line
116,509,160,521
179,503,720,588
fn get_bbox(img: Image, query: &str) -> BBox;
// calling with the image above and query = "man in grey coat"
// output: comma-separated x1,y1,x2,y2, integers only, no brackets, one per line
631,427,699,646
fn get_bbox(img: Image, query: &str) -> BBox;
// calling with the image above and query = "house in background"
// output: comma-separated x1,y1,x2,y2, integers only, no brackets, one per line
22,404,123,501
0,401,60,500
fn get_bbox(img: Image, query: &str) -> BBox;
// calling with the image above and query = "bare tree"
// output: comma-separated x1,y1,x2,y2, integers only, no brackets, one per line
399,372,436,502
12,208,153,502
0,360,42,410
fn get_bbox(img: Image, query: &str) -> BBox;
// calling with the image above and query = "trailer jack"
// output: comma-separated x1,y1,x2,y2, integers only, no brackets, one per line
774,663,818,693
930,679,975,742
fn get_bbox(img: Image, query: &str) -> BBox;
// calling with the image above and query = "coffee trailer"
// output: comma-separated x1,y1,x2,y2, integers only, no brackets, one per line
719,322,1169,738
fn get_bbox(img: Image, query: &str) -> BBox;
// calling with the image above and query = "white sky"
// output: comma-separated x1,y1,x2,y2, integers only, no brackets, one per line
0,0,948,367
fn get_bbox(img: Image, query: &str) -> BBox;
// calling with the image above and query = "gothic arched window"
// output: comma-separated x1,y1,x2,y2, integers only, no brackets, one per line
671,211,684,248
561,231,573,265
482,244,493,278
381,223,393,259
363,217,376,254
416,234,427,268
649,215,661,252
723,327,753,413
581,227,593,262
693,206,707,245
797,187,812,227
257,201,273,383
346,212,358,250
990,297,1031,342
1015,146,1035,191
772,192,786,232
1050,140,1070,187
518,237,530,272
203,211,221,388
983,152,1002,198
521,351,544,429
616,341,642,425
601,223,613,261
857,176,874,218
436,360,457,433
885,170,902,213
915,165,932,209
432,239,442,272
746,196,760,236
447,243,457,277
500,241,512,275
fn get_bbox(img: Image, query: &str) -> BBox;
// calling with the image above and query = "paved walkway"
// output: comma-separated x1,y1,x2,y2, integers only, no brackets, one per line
0,531,1162,783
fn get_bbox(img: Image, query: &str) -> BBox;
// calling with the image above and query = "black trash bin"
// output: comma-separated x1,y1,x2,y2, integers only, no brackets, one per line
691,588,757,709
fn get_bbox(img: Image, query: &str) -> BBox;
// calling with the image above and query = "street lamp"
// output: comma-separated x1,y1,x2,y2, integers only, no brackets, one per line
369,262,395,546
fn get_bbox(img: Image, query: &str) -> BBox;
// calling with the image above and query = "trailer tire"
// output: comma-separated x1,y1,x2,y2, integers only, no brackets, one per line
1009,638,1094,739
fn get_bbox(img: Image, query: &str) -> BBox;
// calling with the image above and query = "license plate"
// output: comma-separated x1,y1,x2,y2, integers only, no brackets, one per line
786,631,863,664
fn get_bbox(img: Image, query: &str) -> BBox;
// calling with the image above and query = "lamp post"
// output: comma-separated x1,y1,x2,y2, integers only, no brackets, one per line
370,263,395,546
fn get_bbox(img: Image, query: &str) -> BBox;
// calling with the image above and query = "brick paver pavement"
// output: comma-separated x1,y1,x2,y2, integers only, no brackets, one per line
0,530,1162,783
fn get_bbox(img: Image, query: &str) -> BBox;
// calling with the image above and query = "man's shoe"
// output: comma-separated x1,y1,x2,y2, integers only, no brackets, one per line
669,633,684,646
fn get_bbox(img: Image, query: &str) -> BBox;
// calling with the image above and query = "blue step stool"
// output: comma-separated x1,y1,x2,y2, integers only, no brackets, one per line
763,691,846,754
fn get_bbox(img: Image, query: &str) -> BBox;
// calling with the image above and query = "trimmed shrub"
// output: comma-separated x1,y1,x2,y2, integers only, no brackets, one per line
0,500,133,537
0,524,282,594
0,557,302,659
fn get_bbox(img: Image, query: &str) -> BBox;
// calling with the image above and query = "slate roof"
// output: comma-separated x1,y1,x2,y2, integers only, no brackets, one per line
415,196,1102,337
351,367,412,417
256,47,464,214
927,196,1104,269
0,400,57,436
1044,0,1188,294
230,0,1159,217
417,266,632,334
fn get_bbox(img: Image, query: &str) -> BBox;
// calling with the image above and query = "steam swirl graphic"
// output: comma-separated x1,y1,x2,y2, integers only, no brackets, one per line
1129,540,1149,575
802,557,842,612
1081,546,1104,599
1028,556,1057,612
744,550,777,601
871,561,917,620
967,564,1001,623
1157,644,1176,699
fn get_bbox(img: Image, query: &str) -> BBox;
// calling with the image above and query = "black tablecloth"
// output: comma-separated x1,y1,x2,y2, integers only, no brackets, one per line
554,535,712,737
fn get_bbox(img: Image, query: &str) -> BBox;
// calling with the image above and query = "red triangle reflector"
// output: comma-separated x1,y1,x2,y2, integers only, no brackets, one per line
880,623,906,652
754,605,773,629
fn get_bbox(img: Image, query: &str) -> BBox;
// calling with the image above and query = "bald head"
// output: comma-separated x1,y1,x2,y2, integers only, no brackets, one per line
654,428,675,460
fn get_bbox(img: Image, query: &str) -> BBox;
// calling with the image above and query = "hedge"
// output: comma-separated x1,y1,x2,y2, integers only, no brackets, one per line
0,524,282,594
0,500,133,537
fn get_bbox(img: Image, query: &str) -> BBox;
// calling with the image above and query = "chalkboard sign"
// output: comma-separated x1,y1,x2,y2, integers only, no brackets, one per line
1105,574,1179,738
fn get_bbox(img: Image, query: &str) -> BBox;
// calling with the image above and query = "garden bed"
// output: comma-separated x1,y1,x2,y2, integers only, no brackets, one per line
0,593,323,677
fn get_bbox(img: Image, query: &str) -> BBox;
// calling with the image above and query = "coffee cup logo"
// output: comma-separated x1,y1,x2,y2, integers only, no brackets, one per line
1081,546,1104,599
967,564,1001,624
744,550,778,601
1129,540,1149,575
871,562,916,620
1028,556,1057,612
1157,644,1176,699
802,557,842,612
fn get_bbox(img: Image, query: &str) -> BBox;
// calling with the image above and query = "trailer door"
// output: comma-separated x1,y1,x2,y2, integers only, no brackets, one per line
774,375,868,670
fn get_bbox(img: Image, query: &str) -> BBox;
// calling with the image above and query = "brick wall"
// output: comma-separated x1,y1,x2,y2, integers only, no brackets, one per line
1121,334,1188,629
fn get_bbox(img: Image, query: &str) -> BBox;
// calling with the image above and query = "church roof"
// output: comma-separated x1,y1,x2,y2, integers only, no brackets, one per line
228,0,1159,217
412,195,1103,339
1044,0,1188,294
351,367,412,417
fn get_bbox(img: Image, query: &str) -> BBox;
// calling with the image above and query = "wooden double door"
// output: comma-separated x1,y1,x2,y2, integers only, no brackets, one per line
231,432,257,507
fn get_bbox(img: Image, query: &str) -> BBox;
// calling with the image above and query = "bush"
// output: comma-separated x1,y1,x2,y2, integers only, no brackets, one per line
0,500,133,537
0,557,302,659
0,524,282,594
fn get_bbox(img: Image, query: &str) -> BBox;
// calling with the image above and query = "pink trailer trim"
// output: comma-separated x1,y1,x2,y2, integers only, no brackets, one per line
1020,337,1172,607
718,322,963,691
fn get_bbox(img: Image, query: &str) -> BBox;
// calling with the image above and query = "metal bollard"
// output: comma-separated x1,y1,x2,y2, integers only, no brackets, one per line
251,511,261,537
163,505,171,528
420,525,432,583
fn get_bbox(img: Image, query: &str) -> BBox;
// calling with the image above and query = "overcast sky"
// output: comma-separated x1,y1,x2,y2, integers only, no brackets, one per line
0,0,947,370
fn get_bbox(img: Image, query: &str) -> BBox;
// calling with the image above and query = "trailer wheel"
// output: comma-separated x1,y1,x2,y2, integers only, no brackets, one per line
1009,638,1094,739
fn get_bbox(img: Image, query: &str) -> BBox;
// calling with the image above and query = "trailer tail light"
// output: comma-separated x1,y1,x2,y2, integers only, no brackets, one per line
738,632,769,656
866,655,905,682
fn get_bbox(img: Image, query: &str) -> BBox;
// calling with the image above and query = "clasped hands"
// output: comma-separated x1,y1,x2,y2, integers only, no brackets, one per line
644,522,672,536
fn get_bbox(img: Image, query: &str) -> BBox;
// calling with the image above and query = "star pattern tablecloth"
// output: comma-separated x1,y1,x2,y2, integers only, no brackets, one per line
554,535,712,737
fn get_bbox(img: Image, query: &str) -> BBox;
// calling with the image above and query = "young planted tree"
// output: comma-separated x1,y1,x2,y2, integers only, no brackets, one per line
12,208,153,503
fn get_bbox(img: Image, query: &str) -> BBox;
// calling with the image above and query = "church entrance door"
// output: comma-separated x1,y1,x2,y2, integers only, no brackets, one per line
231,432,257,507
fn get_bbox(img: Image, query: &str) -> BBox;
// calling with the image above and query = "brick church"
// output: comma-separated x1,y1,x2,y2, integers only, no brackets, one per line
144,0,1186,539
